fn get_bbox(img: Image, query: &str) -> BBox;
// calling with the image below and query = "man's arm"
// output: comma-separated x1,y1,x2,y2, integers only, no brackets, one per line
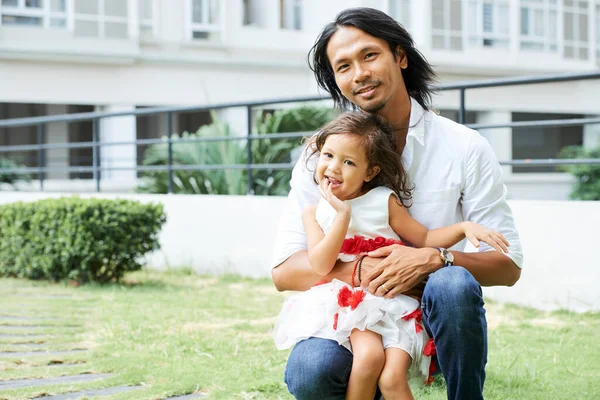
272,250,354,292
361,133,523,297
359,246,520,299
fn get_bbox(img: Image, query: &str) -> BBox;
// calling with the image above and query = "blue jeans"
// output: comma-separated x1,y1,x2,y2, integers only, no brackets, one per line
284,266,488,400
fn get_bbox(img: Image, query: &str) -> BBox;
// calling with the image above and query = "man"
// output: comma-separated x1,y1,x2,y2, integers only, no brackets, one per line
271,7,523,400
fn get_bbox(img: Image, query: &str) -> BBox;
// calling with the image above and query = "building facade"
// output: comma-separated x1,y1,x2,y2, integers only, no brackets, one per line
1,0,599,198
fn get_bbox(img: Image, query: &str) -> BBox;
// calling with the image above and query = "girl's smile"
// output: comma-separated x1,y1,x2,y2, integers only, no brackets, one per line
316,133,378,201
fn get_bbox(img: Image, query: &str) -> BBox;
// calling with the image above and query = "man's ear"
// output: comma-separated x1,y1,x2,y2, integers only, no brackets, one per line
395,46,408,69
365,166,381,182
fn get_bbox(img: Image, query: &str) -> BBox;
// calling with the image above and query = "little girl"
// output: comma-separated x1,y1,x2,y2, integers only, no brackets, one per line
273,112,508,400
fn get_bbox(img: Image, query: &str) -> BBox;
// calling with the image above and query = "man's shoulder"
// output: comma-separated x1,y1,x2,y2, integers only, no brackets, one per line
428,111,479,142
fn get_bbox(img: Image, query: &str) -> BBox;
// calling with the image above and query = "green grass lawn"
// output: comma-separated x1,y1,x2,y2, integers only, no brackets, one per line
0,269,598,399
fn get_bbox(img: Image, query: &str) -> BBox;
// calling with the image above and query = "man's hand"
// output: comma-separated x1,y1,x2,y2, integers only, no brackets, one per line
360,245,442,299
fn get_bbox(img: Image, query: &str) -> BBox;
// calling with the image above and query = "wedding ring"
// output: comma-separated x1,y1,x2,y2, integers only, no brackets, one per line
382,283,390,293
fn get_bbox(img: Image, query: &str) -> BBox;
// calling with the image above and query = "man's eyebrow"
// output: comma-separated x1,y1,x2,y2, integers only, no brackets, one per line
332,46,380,67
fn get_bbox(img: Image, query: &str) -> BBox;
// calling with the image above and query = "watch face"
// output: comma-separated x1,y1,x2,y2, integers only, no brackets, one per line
443,249,454,263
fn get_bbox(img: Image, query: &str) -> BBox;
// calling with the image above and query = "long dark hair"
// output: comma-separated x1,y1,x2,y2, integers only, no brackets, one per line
308,7,437,111
306,112,414,207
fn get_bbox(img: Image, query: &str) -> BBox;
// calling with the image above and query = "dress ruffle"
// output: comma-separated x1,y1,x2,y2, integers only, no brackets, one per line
340,235,407,254
273,279,432,385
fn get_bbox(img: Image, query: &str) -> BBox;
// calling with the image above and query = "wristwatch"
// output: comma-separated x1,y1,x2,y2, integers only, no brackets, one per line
437,247,454,267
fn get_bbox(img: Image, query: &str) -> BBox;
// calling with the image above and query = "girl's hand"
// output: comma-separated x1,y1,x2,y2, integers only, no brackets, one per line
463,222,510,254
319,178,350,215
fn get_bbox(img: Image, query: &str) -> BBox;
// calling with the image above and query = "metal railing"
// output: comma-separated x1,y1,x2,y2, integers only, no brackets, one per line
0,71,599,194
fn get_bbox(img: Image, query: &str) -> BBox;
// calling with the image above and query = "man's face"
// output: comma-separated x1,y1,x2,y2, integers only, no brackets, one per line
326,26,407,114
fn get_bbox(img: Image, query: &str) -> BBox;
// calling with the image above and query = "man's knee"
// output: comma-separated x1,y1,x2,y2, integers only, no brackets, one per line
424,266,482,308
285,338,352,399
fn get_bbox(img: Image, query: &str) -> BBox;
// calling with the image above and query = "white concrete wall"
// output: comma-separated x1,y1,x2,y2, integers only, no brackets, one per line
0,193,598,313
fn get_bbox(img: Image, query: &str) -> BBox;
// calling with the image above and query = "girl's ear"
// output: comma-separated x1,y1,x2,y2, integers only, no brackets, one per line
365,166,381,182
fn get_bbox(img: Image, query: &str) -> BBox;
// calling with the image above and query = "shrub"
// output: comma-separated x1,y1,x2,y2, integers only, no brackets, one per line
253,106,337,195
559,145,600,200
0,158,31,189
136,106,336,196
0,197,166,283
137,121,248,195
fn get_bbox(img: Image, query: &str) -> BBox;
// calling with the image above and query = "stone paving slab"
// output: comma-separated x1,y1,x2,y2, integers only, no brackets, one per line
2,343,47,349
0,325,51,330
11,294,76,299
0,333,48,338
0,324,80,330
0,349,87,357
0,373,112,390
0,315,52,321
37,385,142,399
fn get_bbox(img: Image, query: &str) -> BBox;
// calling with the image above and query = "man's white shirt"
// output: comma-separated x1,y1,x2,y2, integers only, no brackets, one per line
271,98,523,270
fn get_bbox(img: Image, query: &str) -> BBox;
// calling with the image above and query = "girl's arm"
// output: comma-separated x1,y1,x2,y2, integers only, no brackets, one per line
302,204,351,276
388,195,509,253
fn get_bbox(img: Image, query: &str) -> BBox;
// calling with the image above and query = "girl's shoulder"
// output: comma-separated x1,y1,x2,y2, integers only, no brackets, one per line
351,186,394,205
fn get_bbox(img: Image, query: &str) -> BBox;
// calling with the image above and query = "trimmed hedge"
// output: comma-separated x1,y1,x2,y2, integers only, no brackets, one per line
0,197,166,283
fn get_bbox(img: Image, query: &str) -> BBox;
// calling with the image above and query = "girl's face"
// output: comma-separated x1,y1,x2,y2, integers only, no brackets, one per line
316,133,378,201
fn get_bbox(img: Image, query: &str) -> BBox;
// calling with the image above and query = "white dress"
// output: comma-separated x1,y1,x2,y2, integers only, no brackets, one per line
273,187,433,384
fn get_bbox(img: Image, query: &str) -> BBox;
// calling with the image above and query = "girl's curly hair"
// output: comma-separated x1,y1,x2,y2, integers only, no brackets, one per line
306,112,414,207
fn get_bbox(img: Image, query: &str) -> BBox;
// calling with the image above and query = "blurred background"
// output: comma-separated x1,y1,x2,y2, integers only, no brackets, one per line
0,0,599,199
0,1,599,311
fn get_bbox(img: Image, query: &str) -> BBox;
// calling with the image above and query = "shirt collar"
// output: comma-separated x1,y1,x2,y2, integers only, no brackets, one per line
407,97,426,147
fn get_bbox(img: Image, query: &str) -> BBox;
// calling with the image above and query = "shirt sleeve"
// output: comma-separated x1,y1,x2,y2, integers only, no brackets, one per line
270,150,321,268
461,134,524,268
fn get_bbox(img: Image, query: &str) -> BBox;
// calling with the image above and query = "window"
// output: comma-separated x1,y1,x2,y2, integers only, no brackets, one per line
432,0,463,50
188,0,219,39
73,0,129,39
467,0,510,48
520,0,558,52
512,112,583,173
243,0,267,28
563,0,589,60
280,0,302,30
139,0,154,40
596,4,600,61
387,0,410,30
1,0,67,28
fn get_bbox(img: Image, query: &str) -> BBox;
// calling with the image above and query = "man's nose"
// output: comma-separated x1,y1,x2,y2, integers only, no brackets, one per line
353,64,371,84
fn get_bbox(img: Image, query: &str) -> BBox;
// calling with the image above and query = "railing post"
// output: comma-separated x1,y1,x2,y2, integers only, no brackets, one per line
167,112,173,194
92,118,100,192
37,123,45,191
459,88,466,124
246,106,254,195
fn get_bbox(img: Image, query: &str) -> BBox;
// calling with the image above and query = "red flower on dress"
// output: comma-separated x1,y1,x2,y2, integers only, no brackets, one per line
337,286,353,307
423,338,437,356
337,286,366,310
426,361,437,385
333,313,339,330
415,322,424,333
340,236,406,255
402,308,423,323
348,289,366,310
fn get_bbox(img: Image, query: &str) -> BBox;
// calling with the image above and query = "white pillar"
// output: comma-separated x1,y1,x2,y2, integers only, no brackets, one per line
409,0,432,49
583,116,600,150
216,107,247,136
45,104,69,180
476,111,512,177
98,104,137,182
